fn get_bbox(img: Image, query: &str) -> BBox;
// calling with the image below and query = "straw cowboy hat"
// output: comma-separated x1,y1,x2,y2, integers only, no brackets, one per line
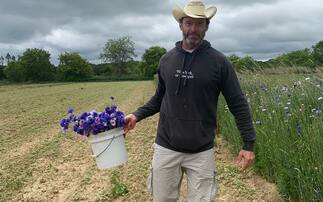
172,0,217,22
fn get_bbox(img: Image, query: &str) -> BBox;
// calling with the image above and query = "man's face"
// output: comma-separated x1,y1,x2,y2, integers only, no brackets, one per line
180,17,209,49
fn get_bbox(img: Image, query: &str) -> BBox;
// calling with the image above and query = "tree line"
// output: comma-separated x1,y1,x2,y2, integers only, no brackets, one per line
0,37,322,82
229,41,323,72
0,36,166,82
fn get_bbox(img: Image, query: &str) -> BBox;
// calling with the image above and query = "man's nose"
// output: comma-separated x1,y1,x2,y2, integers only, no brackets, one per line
189,24,199,33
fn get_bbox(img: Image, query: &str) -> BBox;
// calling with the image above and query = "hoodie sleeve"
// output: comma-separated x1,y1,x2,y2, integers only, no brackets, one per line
220,58,256,151
132,68,165,122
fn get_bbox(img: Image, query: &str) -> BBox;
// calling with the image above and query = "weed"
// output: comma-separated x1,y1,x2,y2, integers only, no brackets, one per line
5,178,24,190
109,170,129,199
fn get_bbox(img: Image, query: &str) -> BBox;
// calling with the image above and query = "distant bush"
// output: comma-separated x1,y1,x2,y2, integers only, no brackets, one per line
20,48,55,82
4,48,55,82
0,65,6,80
4,61,26,82
57,52,93,81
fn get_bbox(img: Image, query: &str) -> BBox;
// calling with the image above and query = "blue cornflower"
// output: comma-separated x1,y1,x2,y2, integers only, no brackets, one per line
93,123,105,135
80,112,89,120
116,111,124,117
86,116,95,125
313,109,322,116
60,118,69,131
90,110,98,117
272,96,280,103
105,106,116,114
110,104,117,112
110,96,115,100
296,122,302,136
284,107,289,114
69,114,76,122
314,187,321,196
105,106,110,113
82,122,91,136
99,112,110,122
260,84,268,92
73,124,80,133
67,107,74,114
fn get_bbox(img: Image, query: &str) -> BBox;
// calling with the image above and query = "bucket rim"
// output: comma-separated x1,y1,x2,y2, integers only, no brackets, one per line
88,127,124,144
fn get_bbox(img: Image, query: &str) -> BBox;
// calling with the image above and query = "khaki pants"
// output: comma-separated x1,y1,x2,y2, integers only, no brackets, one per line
147,143,217,202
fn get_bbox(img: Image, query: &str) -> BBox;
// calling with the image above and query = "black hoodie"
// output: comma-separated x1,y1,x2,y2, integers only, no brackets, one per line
133,40,256,153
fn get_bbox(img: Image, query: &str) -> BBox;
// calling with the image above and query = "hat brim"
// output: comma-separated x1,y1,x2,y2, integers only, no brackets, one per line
172,5,217,22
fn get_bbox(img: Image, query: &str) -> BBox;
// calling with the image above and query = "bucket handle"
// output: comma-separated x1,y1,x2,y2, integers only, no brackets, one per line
92,135,116,158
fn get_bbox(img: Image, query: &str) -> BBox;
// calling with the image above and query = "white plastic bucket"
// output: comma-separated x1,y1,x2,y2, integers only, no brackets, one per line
88,127,128,169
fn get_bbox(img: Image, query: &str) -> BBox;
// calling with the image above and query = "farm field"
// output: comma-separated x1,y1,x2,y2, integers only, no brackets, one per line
1,80,283,201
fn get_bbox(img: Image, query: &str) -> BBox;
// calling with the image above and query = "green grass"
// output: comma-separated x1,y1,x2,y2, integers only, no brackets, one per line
218,73,323,201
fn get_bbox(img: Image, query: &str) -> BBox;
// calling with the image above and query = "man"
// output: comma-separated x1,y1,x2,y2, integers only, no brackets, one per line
124,0,256,201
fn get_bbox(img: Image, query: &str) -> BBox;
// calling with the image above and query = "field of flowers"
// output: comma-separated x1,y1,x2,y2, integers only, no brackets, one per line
218,72,323,201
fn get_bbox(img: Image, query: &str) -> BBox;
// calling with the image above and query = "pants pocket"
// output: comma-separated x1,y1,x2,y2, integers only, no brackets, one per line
146,167,153,195
211,170,218,200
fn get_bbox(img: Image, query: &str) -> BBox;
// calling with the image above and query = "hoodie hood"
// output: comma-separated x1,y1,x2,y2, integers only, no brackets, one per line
175,40,211,53
174,40,212,95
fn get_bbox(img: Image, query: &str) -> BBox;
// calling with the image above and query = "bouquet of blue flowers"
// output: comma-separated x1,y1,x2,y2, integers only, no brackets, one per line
60,96,125,136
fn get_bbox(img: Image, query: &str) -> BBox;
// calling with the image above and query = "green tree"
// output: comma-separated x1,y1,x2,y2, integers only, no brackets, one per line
0,63,5,80
58,52,93,81
227,54,241,70
0,56,4,65
5,53,11,64
274,48,315,68
19,48,55,82
99,36,137,76
4,61,26,82
234,56,259,71
312,41,323,65
91,63,112,76
141,46,166,78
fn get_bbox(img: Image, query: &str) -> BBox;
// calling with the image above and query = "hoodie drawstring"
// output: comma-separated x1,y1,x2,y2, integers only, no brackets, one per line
175,53,187,95
175,51,197,95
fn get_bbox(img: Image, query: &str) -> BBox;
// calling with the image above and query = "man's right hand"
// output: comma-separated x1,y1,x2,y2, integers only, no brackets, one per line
124,114,137,134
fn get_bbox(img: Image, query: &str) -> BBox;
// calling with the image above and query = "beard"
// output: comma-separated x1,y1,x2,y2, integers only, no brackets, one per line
182,31,206,49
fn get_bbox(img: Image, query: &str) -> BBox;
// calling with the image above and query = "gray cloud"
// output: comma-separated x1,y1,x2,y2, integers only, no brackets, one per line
0,0,322,64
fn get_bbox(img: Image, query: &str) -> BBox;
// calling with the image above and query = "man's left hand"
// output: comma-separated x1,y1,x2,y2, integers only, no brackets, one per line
236,150,255,170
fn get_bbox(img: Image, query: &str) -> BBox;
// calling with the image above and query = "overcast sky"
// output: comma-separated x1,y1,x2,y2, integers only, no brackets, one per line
0,0,322,65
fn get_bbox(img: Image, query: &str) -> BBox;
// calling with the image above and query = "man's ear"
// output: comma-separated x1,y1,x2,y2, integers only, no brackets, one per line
205,23,209,32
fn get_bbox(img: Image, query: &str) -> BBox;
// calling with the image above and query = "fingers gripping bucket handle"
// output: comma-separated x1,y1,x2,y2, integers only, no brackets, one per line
88,127,128,169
